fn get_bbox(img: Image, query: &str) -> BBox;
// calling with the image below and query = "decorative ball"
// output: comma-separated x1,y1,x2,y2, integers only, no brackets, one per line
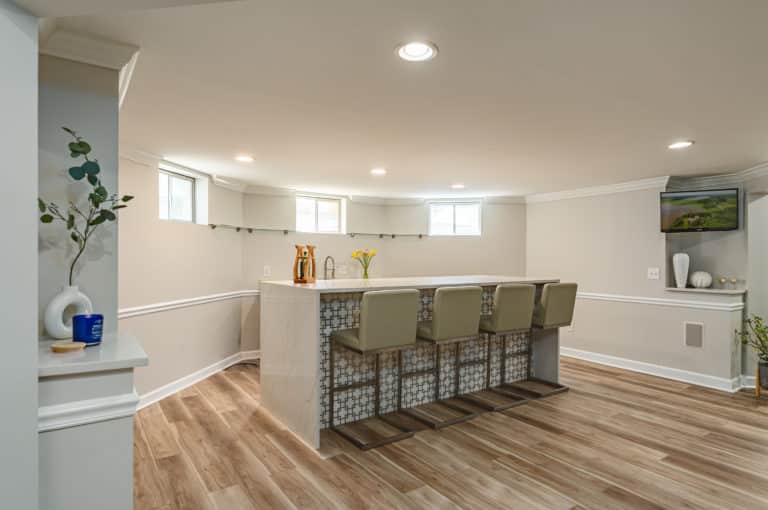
689,271,713,289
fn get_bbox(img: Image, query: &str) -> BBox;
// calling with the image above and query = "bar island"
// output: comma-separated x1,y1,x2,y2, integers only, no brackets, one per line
260,275,562,449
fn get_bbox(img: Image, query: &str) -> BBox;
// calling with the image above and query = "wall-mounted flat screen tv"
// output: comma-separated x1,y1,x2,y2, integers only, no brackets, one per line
660,189,739,233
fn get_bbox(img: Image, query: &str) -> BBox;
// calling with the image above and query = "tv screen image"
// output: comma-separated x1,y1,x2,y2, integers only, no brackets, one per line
660,189,739,233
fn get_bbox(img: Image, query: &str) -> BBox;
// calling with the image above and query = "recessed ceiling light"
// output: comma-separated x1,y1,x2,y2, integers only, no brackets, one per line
451,183,465,189
668,140,695,150
370,168,387,176
396,41,438,62
235,155,254,162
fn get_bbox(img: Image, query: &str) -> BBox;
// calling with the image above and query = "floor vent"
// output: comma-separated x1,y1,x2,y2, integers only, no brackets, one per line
684,321,704,347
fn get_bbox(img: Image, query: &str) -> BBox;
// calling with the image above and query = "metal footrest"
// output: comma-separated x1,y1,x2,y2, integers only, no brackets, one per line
401,399,480,429
494,377,569,399
332,415,414,450
457,389,528,411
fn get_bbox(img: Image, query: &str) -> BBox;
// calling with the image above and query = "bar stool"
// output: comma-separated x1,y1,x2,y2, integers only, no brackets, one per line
497,282,577,399
329,289,419,450
459,283,536,411
402,286,483,429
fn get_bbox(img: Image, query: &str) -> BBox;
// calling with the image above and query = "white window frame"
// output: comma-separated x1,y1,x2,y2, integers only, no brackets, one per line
428,201,482,236
296,195,344,234
159,168,196,223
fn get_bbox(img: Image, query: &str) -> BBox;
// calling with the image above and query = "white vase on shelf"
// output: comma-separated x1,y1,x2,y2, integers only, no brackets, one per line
44,285,93,339
689,271,713,289
672,253,690,289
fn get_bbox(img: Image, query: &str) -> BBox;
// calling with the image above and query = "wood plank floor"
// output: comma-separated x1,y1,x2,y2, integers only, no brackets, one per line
135,358,768,509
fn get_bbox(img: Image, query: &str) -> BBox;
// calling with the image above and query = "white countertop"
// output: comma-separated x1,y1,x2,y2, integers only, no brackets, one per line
38,332,149,377
262,275,559,293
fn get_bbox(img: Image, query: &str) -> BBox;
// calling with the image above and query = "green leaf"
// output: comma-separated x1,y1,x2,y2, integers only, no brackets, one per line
70,232,80,243
89,215,107,226
82,161,100,176
38,198,46,213
68,141,91,155
68,166,86,180
70,152,80,158
121,195,134,202
62,127,77,136
95,186,108,198
112,204,127,210
40,214,54,223
87,174,98,186
66,214,75,230
101,210,116,222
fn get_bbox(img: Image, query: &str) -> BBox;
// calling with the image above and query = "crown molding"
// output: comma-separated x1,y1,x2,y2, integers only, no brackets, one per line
735,162,768,183
525,176,670,204
119,147,162,168
40,29,139,71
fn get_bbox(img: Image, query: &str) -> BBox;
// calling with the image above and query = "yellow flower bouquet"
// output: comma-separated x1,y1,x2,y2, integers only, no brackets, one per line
351,248,376,279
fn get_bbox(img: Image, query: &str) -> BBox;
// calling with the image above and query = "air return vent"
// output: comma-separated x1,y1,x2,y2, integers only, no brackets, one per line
684,321,704,348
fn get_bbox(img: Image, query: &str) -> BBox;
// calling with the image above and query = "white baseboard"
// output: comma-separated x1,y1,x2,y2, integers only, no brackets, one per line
138,349,261,409
241,350,261,361
741,375,756,388
561,347,742,393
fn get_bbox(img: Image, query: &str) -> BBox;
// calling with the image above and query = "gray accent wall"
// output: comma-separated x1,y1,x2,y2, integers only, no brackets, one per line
0,1,39,508
38,55,119,333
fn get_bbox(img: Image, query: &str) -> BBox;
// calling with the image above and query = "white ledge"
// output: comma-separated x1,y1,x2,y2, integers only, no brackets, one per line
38,332,148,378
118,289,259,319
665,287,747,296
577,291,744,312
38,391,139,432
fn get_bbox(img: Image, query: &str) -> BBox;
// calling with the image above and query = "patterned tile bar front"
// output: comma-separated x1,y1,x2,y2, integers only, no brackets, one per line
321,287,532,427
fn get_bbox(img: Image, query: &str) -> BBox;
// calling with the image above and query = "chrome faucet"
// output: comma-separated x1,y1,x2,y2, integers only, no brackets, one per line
323,256,336,280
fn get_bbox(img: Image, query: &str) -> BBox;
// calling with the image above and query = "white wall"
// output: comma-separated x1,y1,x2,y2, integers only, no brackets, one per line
0,2,38,507
120,158,527,394
39,55,120,331
119,158,249,394
527,187,743,382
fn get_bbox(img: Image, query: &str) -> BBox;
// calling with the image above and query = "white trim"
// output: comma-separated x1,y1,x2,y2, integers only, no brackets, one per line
137,351,260,409
577,291,744,312
241,350,261,361
38,391,139,432
118,290,259,320
41,29,139,71
525,176,670,203
741,375,756,388
562,348,741,392
118,50,139,109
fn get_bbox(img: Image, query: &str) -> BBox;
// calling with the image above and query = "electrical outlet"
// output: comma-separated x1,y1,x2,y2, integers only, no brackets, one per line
263,265,271,277
647,267,660,280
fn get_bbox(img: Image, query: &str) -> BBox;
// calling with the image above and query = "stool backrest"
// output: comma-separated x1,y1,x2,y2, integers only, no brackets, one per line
359,289,419,351
431,286,482,340
535,282,578,328
490,284,536,332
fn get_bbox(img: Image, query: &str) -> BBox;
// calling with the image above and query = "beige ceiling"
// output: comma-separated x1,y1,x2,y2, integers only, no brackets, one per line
58,0,768,198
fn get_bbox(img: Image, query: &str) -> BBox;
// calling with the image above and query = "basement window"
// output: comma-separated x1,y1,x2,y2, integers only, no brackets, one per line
296,196,343,233
428,202,482,236
159,169,196,222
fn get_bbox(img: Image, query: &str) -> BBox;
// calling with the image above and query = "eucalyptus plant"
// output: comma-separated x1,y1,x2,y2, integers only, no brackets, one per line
737,314,768,363
38,127,133,285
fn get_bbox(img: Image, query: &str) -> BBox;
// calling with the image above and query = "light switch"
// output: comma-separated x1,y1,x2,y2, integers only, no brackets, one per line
263,265,271,277
647,267,660,280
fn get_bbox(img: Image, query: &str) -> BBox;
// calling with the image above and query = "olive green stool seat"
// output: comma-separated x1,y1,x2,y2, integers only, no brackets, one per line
459,283,537,411
402,286,484,429
329,289,419,450
500,282,578,400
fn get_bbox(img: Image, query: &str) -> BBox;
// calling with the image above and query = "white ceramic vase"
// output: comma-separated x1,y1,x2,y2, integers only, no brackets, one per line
44,285,93,339
689,271,713,289
672,253,690,289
